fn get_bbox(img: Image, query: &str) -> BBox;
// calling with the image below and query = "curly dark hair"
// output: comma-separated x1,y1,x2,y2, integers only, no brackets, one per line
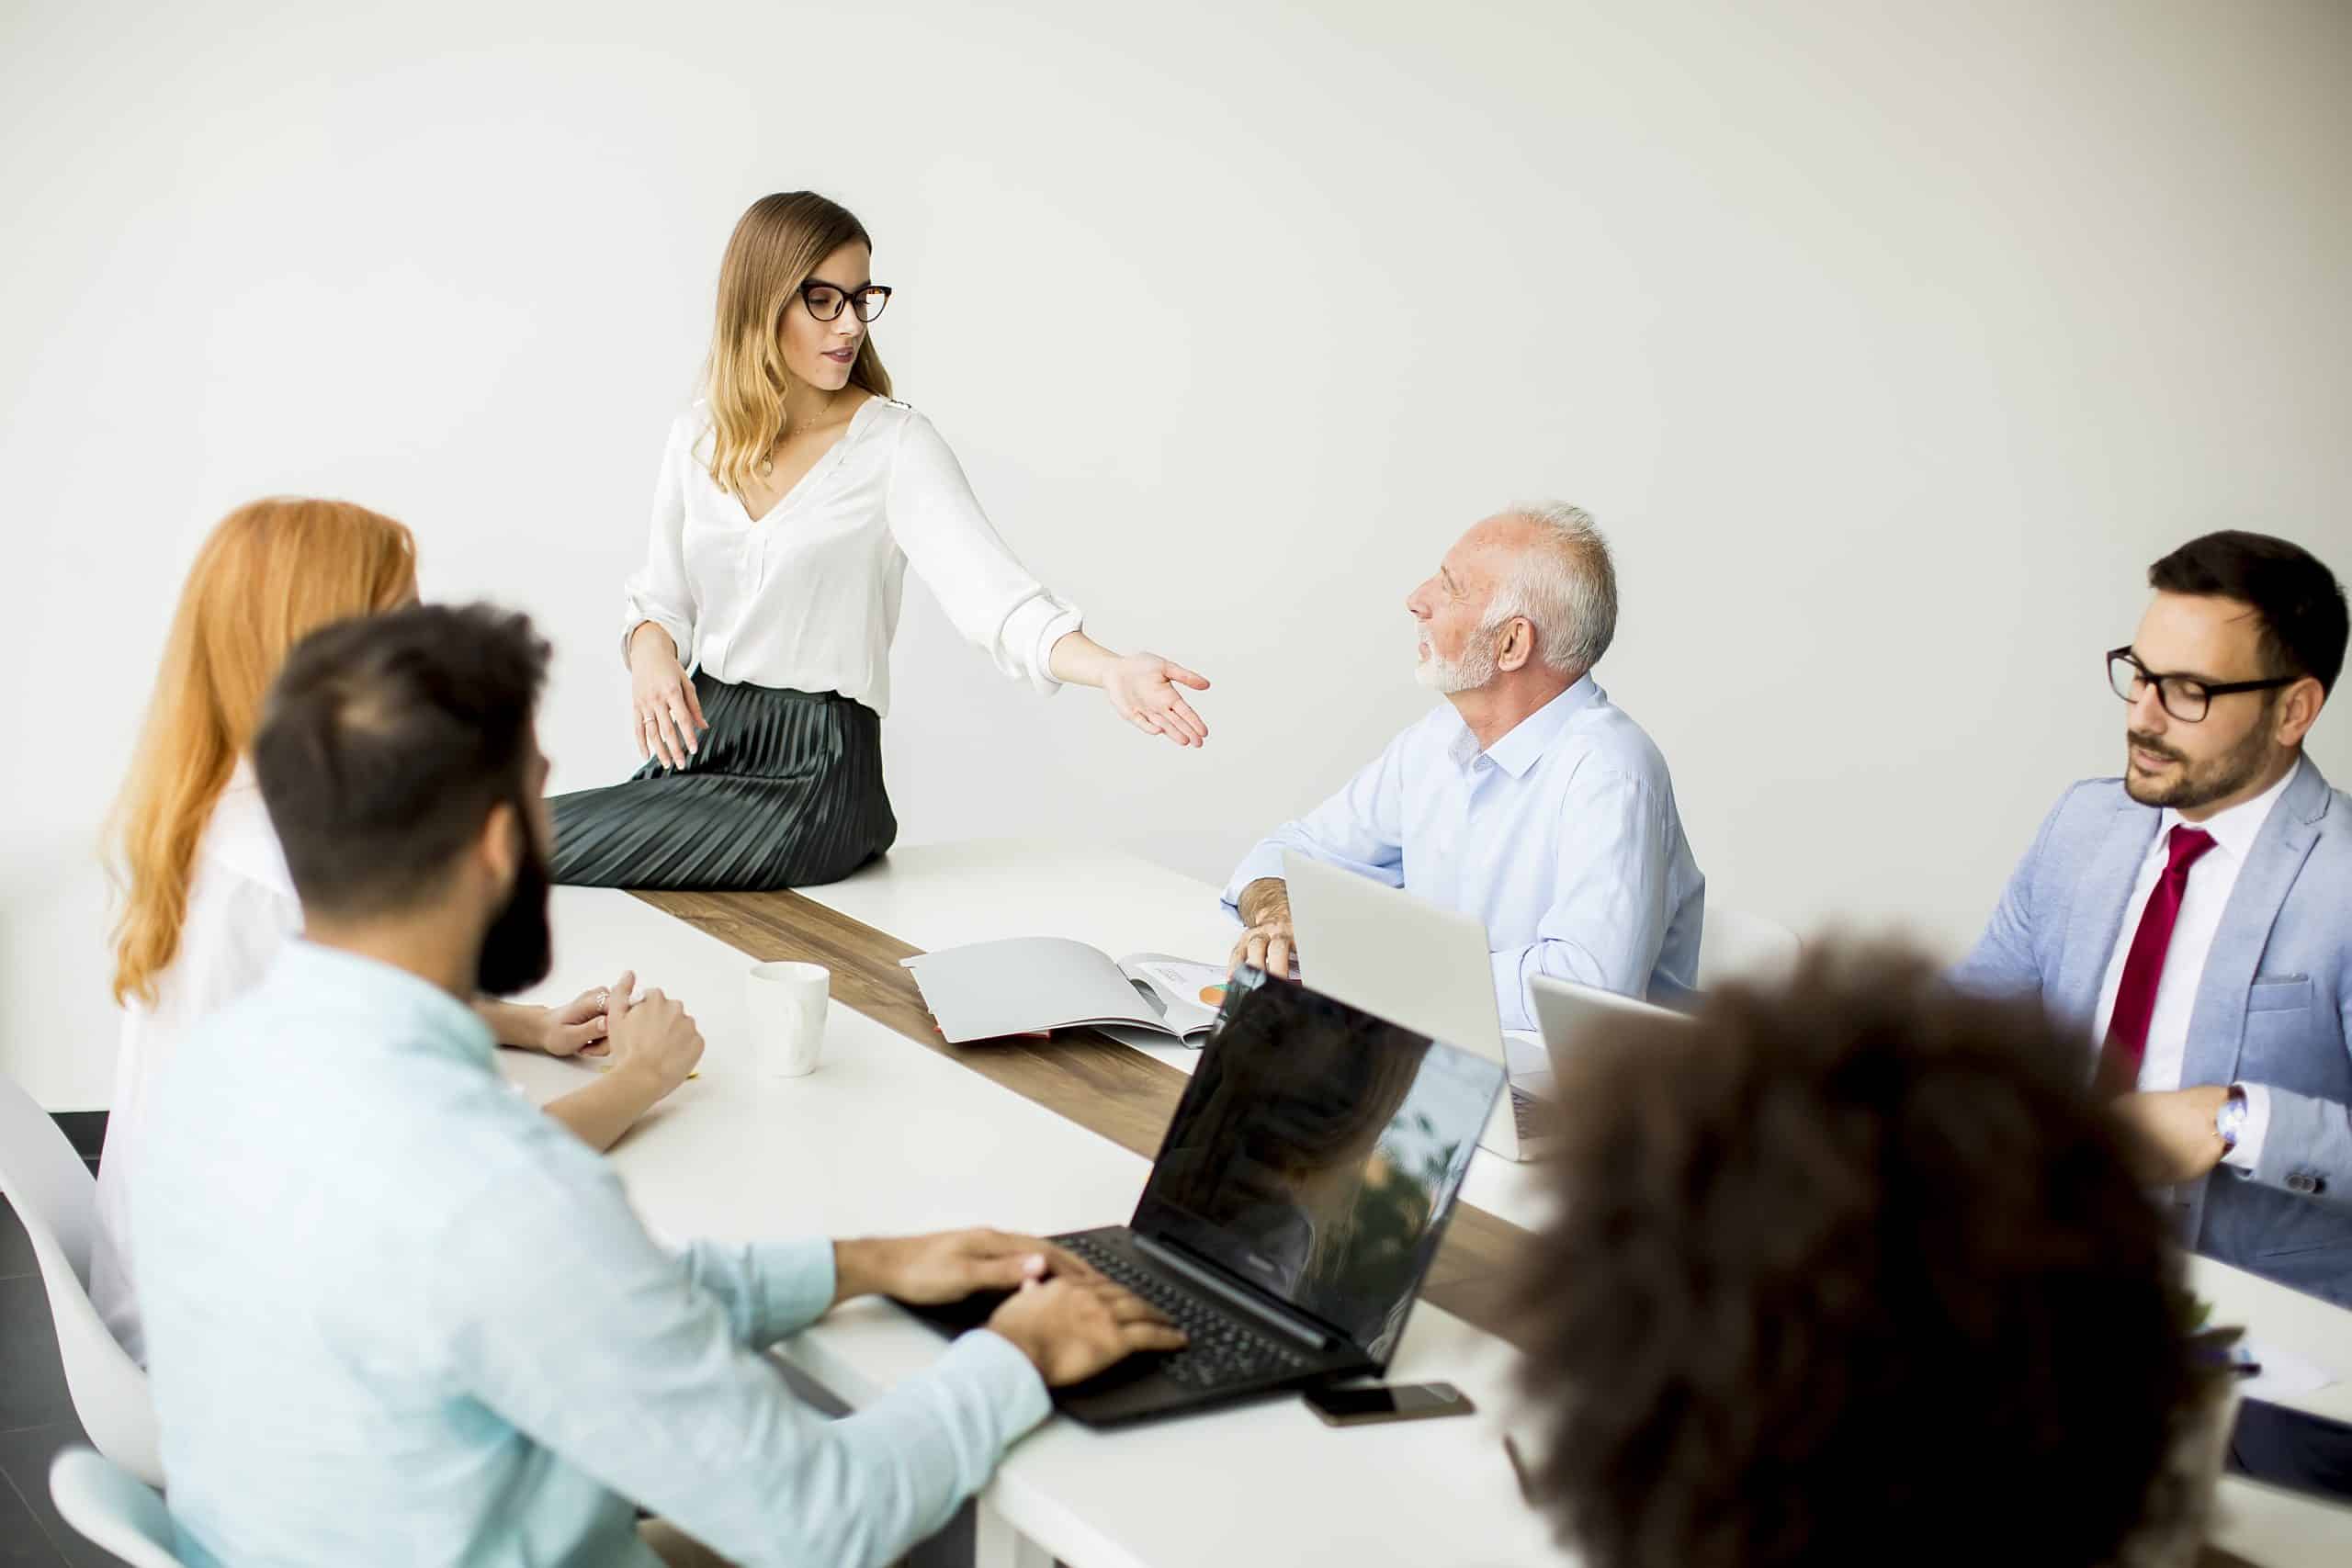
1511,945,2199,1568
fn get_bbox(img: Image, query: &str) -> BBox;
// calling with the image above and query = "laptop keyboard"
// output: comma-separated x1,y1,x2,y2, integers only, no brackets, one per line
1511,1083,1545,1140
1060,1233,1314,1390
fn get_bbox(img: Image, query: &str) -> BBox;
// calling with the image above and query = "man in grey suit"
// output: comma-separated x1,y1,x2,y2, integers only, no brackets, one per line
1955,530,2350,1309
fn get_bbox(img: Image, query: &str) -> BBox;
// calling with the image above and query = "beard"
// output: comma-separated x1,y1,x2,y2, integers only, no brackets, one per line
1414,626,1500,694
2122,716,2276,813
476,818,554,998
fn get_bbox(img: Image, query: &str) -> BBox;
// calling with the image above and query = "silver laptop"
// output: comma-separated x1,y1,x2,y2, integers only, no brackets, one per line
1283,852,1552,1162
1528,973,1691,1088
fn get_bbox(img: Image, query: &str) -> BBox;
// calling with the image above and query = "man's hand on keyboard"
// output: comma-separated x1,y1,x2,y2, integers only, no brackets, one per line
988,1277,1190,1387
832,1229,1099,1308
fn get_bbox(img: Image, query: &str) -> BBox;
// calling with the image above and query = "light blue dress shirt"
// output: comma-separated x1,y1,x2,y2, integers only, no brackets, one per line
1224,678,1706,1029
133,941,1050,1568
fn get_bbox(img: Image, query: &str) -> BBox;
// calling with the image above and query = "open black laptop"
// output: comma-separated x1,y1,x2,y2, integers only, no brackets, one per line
904,966,1506,1427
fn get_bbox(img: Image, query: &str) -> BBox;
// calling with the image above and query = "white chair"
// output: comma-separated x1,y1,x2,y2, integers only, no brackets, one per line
1697,905,1803,991
48,1446,186,1568
0,1069,164,1485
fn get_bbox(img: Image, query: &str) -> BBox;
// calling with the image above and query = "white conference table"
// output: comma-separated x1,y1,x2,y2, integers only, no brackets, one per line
507,840,2352,1568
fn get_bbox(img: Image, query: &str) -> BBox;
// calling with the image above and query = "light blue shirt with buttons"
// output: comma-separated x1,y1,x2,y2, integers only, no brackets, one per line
134,941,1050,1568
1224,677,1706,1030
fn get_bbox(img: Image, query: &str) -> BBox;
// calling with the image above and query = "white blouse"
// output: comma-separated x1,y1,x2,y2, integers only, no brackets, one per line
92,773,301,1364
622,398,1082,716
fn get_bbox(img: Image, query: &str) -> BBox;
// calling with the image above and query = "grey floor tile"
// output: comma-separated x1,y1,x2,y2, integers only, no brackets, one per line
0,1426,129,1568
0,1200,37,1283
0,1276,76,1436
0,1487,63,1565
0,1451,65,1566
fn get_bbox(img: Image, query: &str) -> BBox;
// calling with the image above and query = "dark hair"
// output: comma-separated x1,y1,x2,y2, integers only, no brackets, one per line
1511,946,2199,1568
2149,530,2347,695
253,604,549,919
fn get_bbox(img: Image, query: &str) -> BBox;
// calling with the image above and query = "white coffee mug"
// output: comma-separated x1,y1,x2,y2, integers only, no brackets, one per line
745,961,830,1078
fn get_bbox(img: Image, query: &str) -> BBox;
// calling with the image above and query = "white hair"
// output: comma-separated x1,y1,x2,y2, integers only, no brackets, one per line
1481,502,1617,677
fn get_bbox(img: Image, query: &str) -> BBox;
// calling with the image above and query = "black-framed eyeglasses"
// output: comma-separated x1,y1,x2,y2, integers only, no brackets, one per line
2107,647,2298,723
797,281,892,323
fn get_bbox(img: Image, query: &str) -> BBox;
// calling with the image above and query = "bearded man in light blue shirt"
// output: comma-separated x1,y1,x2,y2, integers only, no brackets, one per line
134,604,1181,1568
1225,504,1704,1029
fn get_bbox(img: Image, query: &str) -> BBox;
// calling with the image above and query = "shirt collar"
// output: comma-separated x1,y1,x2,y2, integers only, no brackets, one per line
2157,761,2297,864
1449,675,1603,779
277,940,496,1071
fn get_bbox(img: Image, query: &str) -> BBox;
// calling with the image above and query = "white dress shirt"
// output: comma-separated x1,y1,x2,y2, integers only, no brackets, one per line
2089,765,2297,1170
92,773,300,1363
1222,678,1706,1030
623,398,1082,716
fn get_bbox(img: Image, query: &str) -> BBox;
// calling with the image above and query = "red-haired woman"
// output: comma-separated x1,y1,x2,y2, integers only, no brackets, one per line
100,499,688,1362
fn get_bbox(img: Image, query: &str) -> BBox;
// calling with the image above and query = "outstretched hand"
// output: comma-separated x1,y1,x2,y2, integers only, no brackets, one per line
1102,652,1211,748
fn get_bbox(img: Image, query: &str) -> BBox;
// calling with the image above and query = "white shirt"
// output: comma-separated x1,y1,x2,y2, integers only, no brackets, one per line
623,398,1082,716
92,773,300,1363
2089,765,2297,1171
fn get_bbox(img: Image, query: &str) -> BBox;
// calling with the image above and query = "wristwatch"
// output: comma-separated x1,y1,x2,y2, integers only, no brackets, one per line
2216,1085,2248,1151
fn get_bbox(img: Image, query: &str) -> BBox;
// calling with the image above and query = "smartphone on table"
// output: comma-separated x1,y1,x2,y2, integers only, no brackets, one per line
2229,1397,2352,1501
1304,1382,1476,1427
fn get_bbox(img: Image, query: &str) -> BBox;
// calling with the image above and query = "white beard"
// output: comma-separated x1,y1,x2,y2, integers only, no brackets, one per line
1414,633,1498,694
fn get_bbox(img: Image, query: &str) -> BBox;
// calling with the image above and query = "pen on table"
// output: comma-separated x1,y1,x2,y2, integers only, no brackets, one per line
2188,1337,2259,1381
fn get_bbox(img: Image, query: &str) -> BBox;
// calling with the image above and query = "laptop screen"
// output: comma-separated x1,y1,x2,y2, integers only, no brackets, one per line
1131,969,1506,1361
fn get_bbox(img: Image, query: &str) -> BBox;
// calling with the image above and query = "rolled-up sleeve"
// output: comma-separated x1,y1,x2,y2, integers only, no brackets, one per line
435,1155,1050,1568
677,1235,841,1345
1488,766,1673,1028
1222,733,1411,919
622,418,699,667
886,412,1081,694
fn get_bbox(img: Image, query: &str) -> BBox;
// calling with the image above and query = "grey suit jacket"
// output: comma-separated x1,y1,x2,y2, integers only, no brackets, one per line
1953,755,2352,1307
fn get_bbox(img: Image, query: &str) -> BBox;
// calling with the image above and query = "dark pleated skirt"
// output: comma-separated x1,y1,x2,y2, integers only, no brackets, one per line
548,674,897,891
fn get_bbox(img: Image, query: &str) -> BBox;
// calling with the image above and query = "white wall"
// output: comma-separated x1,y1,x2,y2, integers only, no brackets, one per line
4,0,2347,1107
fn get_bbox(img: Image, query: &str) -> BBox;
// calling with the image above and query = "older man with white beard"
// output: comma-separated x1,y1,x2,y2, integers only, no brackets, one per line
1223,503,1705,1030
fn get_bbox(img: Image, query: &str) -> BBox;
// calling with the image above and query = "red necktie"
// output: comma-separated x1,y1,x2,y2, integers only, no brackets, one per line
2097,825,2219,1093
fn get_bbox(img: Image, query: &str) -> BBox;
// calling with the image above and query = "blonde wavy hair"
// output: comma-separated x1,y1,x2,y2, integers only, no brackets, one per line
704,191,894,500
108,498,417,1006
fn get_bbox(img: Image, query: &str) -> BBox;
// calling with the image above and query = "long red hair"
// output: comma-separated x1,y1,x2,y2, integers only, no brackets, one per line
108,499,417,1005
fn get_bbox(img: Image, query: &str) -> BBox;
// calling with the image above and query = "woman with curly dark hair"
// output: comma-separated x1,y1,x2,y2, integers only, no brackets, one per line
1511,945,2211,1568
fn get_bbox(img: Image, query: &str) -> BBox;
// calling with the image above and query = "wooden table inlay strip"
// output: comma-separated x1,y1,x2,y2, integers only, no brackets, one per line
636,887,1535,1343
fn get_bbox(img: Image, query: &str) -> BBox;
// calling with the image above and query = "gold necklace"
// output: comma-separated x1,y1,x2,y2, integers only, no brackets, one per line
756,389,840,476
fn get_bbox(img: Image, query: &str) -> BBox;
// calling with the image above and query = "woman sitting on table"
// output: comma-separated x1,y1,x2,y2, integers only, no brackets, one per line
99,498,695,1363
549,190,1210,890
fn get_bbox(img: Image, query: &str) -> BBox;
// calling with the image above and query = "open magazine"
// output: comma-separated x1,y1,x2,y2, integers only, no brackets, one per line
902,937,1230,1048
